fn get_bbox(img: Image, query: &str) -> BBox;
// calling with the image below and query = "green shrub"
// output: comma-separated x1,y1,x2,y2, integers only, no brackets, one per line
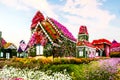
0,61,5,68
110,52,120,57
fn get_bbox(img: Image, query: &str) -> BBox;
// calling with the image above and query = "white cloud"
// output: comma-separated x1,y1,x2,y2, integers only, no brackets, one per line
20,0,58,18
0,0,29,10
62,0,115,27
60,0,117,42
89,26,120,42
0,0,58,19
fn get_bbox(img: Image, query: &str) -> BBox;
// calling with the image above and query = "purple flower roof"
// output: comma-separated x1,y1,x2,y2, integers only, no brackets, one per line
49,18,76,41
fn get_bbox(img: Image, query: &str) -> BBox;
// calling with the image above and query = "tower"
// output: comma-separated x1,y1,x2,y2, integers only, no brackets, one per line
78,25,89,42
76,26,96,58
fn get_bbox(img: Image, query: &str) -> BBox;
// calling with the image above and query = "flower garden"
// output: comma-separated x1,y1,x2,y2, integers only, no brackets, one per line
0,57,120,80
0,11,120,80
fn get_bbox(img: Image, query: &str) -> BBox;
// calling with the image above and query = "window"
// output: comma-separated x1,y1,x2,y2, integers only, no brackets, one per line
36,45,43,55
79,51,83,56
96,52,99,56
0,52,3,57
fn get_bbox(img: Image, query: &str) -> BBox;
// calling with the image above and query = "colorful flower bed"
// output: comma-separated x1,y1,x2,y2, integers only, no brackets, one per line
0,58,120,80
84,58,120,80
0,57,110,69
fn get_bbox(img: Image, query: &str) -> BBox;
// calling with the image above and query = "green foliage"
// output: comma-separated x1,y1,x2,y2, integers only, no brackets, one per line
51,37,76,57
60,38,76,57
11,49,17,56
28,46,36,57
43,43,53,57
110,52,120,57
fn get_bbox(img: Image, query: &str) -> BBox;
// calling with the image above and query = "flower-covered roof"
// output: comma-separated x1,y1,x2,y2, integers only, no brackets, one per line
31,11,45,30
110,40,120,48
29,11,76,47
4,42,17,49
1,38,7,47
110,40,120,52
92,38,111,45
49,18,76,41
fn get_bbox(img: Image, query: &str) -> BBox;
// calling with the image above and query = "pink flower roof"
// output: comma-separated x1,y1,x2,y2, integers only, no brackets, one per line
49,18,76,41
110,40,120,48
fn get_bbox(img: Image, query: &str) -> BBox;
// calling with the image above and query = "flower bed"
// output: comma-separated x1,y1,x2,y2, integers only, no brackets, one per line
0,57,109,69
0,58,120,80
0,65,71,80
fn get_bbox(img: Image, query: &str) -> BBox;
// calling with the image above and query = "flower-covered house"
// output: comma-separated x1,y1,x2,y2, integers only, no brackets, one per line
28,11,76,57
76,26,96,58
0,31,17,59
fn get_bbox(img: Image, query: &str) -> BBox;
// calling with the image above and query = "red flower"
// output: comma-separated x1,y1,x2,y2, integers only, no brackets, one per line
31,11,45,30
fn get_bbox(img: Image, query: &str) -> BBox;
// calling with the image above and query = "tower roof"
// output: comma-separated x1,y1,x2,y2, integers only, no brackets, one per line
79,25,88,35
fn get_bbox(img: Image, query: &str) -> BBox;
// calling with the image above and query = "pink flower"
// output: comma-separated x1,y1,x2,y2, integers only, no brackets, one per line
49,18,76,41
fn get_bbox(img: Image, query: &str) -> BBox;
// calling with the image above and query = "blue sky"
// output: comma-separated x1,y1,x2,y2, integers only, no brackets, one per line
0,0,120,47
